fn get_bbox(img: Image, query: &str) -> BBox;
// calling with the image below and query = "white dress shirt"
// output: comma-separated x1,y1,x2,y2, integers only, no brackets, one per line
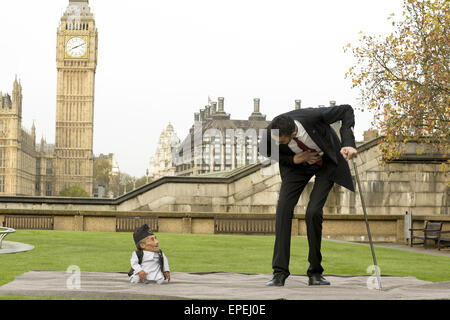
129,250,170,284
288,120,324,156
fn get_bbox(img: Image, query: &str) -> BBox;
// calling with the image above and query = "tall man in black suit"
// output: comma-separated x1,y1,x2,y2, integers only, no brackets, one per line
259,104,358,286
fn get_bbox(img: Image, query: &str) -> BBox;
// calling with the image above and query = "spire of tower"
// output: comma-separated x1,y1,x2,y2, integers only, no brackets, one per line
64,0,93,19
13,75,20,89
40,136,46,153
12,76,22,113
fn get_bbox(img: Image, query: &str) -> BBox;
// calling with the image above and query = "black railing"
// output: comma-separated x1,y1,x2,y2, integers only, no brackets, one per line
116,216,159,233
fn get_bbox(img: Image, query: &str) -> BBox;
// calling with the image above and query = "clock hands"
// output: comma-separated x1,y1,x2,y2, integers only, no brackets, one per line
70,43,87,50
66,37,87,57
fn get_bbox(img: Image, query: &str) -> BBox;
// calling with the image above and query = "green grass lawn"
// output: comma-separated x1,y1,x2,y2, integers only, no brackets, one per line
0,230,449,296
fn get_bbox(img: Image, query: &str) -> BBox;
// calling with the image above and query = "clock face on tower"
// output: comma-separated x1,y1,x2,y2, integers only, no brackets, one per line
66,37,87,58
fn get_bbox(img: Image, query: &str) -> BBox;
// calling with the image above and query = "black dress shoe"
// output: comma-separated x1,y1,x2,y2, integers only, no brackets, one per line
266,274,288,287
308,274,330,286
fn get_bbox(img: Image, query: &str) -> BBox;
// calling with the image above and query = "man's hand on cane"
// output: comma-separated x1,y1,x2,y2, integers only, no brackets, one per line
341,147,358,160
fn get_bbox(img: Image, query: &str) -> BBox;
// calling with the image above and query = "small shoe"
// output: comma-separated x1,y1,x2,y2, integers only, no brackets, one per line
308,274,330,286
266,274,288,287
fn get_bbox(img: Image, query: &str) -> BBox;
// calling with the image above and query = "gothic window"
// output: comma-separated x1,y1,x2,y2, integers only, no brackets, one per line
46,183,52,196
36,160,41,175
0,176,4,193
0,149,5,168
46,159,52,175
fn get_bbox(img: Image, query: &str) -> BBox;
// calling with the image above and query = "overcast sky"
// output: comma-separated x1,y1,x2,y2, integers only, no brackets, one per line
0,0,405,177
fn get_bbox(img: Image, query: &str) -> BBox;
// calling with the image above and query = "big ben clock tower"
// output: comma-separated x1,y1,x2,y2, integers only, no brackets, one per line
55,0,98,196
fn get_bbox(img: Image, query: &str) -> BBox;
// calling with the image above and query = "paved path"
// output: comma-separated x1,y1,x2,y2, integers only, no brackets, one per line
323,238,450,257
373,243,450,257
0,271,449,300
0,241,34,254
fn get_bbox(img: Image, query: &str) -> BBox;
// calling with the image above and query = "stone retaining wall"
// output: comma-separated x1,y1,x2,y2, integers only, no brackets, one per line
2,209,450,243
0,139,447,219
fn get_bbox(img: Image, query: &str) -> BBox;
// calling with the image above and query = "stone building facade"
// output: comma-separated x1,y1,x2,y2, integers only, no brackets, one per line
0,0,97,196
0,78,58,196
35,138,56,197
54,0,98,196
174,97,272,176
173,99,340,177
1,78,35,195
149,123,180,180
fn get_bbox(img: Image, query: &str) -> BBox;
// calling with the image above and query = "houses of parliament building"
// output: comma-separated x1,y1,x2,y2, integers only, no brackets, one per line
0,0,97,196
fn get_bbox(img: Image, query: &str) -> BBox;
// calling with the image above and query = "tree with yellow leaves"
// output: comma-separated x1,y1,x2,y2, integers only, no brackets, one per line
345,0,449,166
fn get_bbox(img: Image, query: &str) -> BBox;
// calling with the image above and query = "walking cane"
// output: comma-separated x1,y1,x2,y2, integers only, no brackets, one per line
351,157,383,291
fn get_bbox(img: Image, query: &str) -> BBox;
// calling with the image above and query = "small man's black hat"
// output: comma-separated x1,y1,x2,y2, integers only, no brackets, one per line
133,224,154,246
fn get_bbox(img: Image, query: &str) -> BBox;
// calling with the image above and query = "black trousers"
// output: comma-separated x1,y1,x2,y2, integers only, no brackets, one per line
272,159,335,277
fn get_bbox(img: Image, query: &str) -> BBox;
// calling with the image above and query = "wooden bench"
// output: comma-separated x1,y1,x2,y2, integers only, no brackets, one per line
116,216,159,233
214,217,276,235
3,215,54,230
437,232,450,251
409,221,446,249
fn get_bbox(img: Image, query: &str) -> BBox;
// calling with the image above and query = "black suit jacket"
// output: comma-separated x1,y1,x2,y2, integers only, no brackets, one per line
259,105,356,192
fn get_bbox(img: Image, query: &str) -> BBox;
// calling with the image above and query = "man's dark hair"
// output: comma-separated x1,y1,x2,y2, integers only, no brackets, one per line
271,115,296,137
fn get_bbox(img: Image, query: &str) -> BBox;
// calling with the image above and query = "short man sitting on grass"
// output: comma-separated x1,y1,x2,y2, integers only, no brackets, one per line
128,224,170,284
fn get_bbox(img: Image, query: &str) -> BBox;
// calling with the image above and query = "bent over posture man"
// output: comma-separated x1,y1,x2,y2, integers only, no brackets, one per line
259,104,357,286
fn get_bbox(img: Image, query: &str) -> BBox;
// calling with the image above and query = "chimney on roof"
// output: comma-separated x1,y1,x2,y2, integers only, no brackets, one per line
211,97,230,120
249,98,266,121
364,129,379,142
254,98,260,113
295,100,302,110
205,106,212,120
218,97,225,113
199,109,205,121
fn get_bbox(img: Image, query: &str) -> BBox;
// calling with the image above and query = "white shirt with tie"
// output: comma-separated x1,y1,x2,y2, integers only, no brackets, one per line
288,120,324,156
